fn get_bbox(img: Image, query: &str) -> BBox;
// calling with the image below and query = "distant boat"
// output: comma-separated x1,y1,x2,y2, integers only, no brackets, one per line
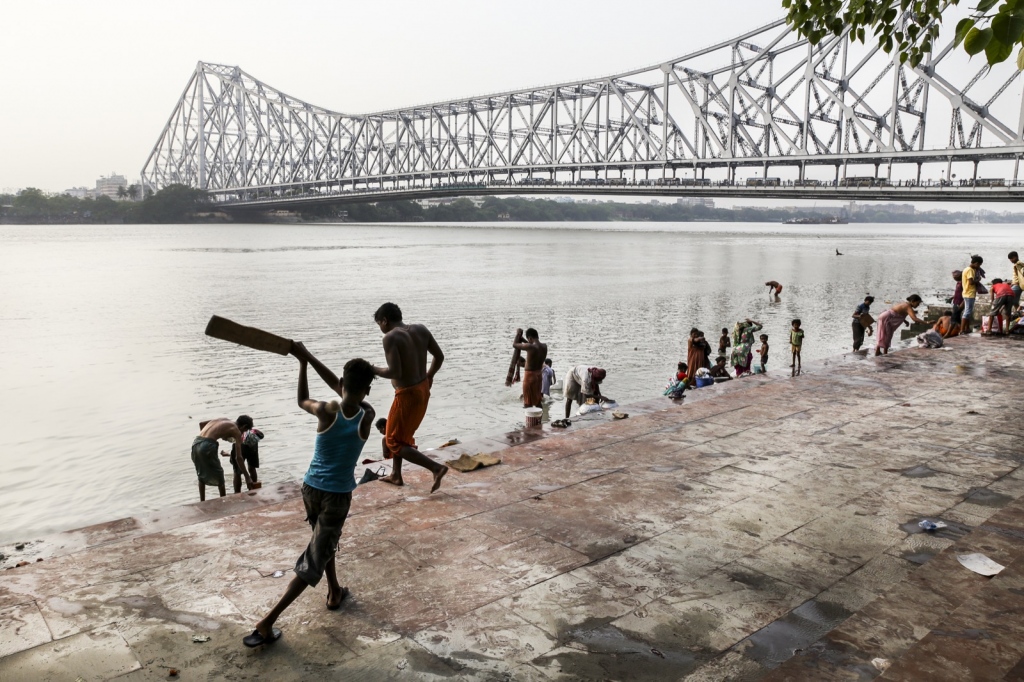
783,216,848,225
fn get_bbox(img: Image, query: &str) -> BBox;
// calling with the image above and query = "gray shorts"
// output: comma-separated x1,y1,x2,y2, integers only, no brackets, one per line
294,484,352,587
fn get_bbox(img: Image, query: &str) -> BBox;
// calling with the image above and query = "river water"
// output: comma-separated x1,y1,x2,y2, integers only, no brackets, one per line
0,221,1017,543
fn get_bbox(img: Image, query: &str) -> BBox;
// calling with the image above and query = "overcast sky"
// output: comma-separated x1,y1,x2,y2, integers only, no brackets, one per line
0,1,786,192
0,0,1012,214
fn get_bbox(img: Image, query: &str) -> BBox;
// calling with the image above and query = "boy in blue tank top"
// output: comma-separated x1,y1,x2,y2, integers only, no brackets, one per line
244,343,376,648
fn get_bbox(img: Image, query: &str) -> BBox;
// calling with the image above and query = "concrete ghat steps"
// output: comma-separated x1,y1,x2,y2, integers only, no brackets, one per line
764,496,1024,681
1,336,1023,681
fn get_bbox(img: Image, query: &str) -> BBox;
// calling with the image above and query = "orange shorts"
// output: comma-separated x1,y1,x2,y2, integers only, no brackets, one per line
384,378,430,459
522,369,542,408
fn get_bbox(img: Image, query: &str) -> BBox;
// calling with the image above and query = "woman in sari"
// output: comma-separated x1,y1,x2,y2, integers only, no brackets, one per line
685,328,708,384
729,318,763,376
875,295,924,356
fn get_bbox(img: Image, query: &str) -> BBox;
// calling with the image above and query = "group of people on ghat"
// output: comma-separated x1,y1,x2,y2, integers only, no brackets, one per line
666,315,806,398
189,302,450,647
853,250,1024,356
184,250,1024,650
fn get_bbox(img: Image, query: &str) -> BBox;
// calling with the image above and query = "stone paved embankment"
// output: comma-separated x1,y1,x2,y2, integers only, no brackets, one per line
2,336,1023,681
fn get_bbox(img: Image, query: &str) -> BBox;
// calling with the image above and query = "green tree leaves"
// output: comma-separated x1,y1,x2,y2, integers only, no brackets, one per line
784,0,1024,70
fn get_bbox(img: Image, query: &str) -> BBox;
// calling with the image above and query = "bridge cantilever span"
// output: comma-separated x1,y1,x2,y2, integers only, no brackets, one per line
141,17,1024,207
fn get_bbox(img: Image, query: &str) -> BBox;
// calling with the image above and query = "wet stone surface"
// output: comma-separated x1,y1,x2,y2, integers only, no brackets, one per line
2,336,1024,680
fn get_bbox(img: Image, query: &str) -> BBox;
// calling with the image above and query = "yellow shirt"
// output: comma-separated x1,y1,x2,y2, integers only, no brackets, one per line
1013,261,1024,289
962,266,977,299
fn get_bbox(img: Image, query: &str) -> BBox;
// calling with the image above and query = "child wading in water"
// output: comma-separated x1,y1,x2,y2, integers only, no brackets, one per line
718,328,731,356
758,334,769,372
244,342,376,648
790,319,805,371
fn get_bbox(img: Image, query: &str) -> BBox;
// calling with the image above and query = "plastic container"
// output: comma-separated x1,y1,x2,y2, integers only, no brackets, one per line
695,376,714,388
524,407,543,428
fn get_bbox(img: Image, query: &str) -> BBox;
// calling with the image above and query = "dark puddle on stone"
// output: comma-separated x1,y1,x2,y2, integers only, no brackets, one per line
901,549,938,565
888,464,939,478
541,621,706,680
966,487,1013,508
741,599,852,669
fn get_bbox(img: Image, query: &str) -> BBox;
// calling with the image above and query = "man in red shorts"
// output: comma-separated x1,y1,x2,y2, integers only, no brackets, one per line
371,302,449,493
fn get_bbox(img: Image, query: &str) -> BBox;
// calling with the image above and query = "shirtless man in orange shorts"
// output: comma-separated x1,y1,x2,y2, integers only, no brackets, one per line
514,327,548,408
371,302,449,493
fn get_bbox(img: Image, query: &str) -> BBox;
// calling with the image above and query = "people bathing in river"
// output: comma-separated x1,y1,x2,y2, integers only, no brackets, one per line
220,415,263,493
851,295,875,352
875,295,925,356
730,319,763,376
513,327,548,408
685,328,710,384
790,319,804,371
718,327,731,356
564,365,606,418
709,356,732,381
756,334,769,372
676,361,688,382
243,345,376,649
765,281,783,298
541,358,555,399
372,302,448,493
918,310,956,348
192,417,253,501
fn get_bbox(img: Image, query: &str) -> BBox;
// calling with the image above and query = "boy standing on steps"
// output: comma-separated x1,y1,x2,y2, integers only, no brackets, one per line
243,343,376,648
790,319,805,372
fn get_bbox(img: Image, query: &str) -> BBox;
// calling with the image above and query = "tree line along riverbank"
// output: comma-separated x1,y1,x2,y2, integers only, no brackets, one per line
1,186,1014,225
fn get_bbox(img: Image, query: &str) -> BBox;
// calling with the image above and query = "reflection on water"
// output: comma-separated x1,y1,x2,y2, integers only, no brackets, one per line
0,221,1015,542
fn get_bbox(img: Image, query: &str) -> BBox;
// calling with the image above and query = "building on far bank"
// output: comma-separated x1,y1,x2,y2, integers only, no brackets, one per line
95,173,127,199
63,187,92,199
846,201,915,216
677,197,715,209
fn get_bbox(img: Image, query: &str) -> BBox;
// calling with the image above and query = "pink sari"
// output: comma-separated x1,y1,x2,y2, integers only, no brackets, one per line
875,309,906,351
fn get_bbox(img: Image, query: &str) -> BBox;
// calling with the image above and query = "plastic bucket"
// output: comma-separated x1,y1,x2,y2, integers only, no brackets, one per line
524,407,543,428
695,376,714,388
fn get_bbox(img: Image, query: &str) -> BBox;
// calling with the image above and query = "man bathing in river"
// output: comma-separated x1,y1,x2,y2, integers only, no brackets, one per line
564,365,606,419
765,281,783,298
192,417,253,501
243,343,375,648
372,302,448,492
514,327,548,408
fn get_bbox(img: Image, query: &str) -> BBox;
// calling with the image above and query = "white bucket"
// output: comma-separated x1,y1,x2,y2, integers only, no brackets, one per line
524,407,542,428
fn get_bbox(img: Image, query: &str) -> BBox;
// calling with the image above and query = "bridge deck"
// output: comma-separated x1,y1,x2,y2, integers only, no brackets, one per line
2,337,1024,680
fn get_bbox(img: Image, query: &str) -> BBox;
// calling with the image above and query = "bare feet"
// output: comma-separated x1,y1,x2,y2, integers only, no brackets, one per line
380,473,404,487
431,466,448,494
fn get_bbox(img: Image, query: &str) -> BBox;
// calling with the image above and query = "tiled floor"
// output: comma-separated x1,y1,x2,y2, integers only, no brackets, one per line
2,336,1023,681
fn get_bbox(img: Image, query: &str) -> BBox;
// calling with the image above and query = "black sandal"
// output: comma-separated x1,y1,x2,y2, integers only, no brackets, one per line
326,586,350,611
242,627,282,648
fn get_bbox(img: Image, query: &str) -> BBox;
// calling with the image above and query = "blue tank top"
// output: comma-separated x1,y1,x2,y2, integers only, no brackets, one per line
303,407,366,494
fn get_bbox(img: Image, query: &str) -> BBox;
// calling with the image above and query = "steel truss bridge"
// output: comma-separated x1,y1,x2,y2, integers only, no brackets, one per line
142,17,1024,208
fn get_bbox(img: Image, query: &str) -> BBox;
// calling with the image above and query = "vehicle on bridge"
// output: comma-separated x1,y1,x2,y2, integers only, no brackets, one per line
840,177,892,187
746,177,782,187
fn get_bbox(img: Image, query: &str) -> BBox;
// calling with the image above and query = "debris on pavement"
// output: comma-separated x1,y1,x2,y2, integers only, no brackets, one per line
957,553,1005,576
449,453,502,472
918,519,948,531
191,635,211,643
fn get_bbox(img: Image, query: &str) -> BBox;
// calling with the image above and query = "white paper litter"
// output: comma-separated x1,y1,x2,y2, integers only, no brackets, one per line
957,553,1005,576
871,658,891,671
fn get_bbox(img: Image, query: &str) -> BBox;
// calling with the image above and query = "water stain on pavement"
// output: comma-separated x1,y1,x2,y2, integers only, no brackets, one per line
740,598,852,669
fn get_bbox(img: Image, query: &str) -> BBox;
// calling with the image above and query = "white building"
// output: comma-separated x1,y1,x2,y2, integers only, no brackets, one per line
95,173,128,199
63,187,92,199
676,198,715,208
